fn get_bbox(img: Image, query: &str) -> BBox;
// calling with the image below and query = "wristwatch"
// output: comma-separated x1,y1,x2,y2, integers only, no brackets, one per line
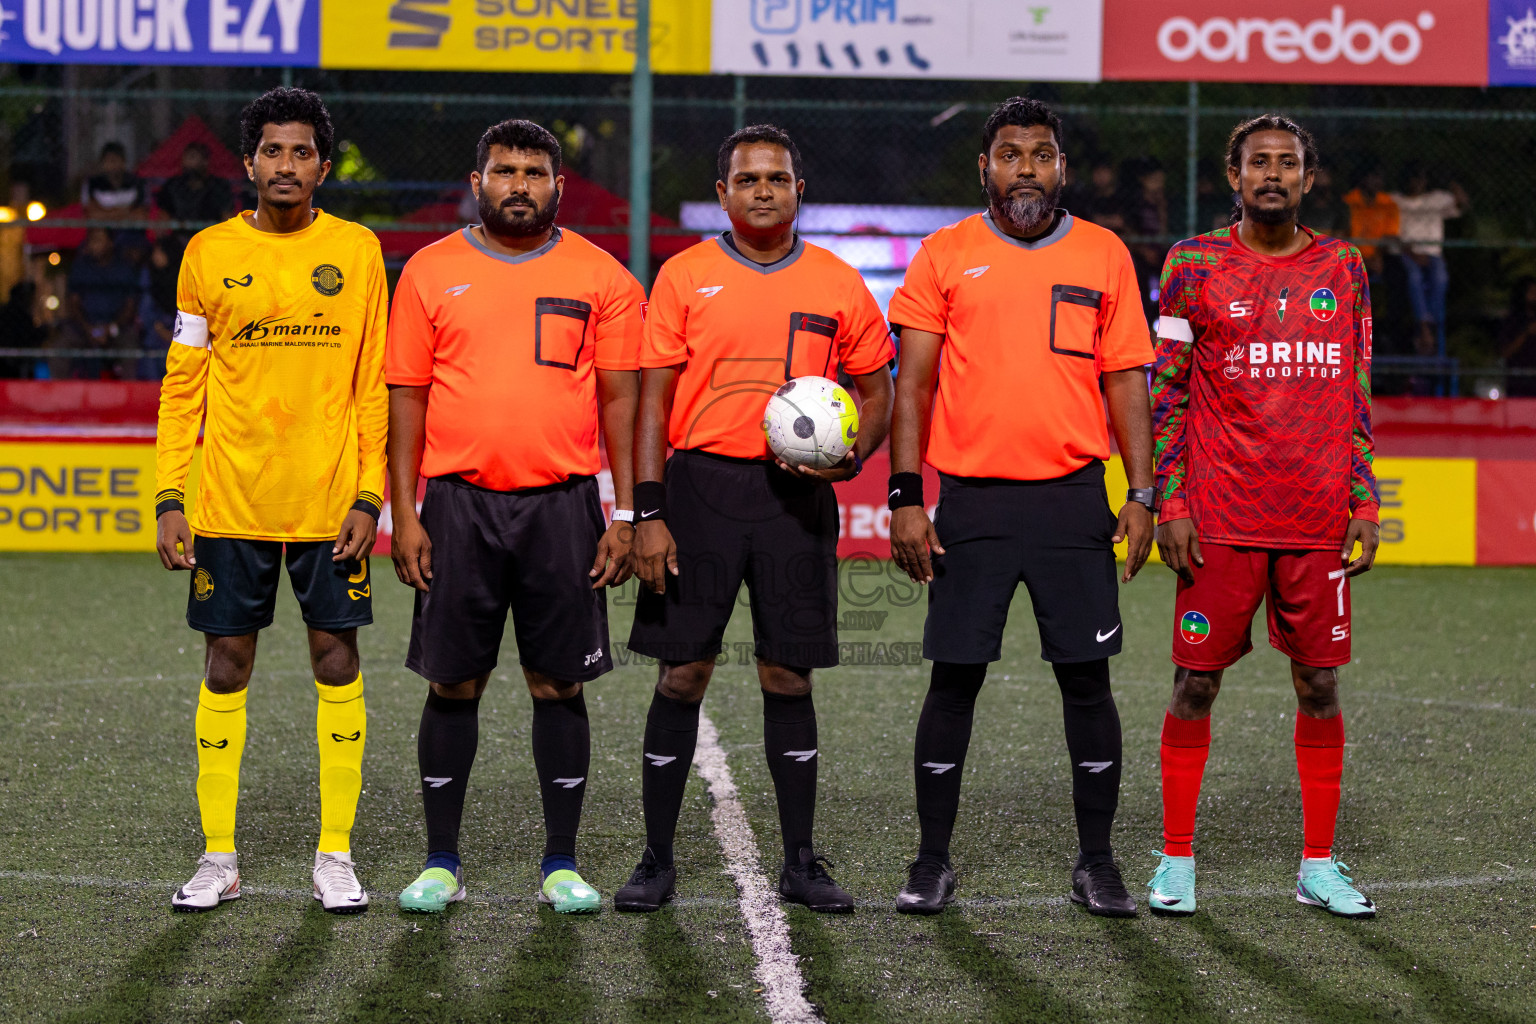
1126,488,1156,512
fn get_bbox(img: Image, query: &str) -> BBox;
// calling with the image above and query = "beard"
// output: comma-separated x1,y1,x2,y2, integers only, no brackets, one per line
1243,187,1298,225
480,189,559,238
984,174,1063,232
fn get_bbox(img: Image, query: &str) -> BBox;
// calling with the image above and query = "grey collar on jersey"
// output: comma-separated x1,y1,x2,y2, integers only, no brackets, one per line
982,209,1073,251
714,232,805,274
461,225,563,265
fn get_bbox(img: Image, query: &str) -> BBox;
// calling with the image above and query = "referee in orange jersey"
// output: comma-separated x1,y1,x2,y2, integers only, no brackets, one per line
386,120,645,914
887,98,1156,917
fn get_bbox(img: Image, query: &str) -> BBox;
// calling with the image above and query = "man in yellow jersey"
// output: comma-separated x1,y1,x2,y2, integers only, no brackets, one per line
154,88,388,914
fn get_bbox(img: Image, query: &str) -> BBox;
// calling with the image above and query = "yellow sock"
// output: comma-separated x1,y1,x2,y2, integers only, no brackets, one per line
195,681,247,854
316,674,366,853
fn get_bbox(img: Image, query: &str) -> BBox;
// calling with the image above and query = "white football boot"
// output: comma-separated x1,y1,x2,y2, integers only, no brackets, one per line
171,852,241,912
313,850,370,914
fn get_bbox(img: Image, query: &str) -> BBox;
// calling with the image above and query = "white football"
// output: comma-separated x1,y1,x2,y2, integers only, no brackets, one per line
762,375,859,470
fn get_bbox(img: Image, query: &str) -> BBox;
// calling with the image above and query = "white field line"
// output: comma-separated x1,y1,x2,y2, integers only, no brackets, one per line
693,711,821,1024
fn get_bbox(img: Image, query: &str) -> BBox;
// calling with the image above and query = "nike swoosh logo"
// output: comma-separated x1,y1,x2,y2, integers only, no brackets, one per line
1158,896,1183,906
1096,624,1121,642
640,510,659,518
347,895,364,902
889,489,900,500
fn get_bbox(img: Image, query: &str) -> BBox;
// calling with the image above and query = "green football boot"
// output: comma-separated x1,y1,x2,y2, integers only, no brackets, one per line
540,869,602,914
1296,857,1376,918
399,866,465,913
1147,853,1197,916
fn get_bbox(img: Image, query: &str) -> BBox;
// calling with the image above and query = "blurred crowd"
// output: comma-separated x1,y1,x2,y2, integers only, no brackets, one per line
2,139,1535,399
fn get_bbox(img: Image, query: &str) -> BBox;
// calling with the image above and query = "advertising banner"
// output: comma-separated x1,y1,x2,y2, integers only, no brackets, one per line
1489,0,1536,85
319,0,709,73
1102,0,1489,86
710,0,1103,80
0,0,320,65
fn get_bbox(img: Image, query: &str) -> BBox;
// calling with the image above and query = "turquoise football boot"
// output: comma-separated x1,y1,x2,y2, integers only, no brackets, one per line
540,869,602,914
1296,857,1376,918
399,866,465,913
1147,852,1197,916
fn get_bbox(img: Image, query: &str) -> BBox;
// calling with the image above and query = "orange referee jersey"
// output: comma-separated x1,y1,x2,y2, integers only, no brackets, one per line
888,211,1153,481
386,227,645,492
641,234,893,459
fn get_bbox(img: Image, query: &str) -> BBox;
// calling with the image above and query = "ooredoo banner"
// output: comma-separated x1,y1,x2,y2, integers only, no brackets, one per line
710,0,1104,80
1102,1,1489,86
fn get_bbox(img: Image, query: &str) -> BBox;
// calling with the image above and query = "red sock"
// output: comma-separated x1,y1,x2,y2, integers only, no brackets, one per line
1294,713,1346,859
1159,712,1211,857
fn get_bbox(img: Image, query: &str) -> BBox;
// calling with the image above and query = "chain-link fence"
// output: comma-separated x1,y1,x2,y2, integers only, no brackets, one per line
3,64,1535,396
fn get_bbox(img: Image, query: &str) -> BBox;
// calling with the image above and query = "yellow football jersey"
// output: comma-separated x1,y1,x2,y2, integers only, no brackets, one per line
155,210,388,541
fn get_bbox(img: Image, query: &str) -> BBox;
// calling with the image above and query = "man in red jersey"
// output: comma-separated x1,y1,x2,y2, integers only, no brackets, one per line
1147,115,1379,919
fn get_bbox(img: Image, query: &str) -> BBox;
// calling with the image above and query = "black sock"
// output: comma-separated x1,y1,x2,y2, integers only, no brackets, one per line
418,690,481,864
762,688,819,865
531,691,590,864
913,661,987,862
1054,659,1122,862
641,688,701,867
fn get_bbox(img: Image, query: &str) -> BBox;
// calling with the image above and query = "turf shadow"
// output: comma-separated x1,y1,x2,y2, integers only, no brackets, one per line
785,906,885,1023
928,909,1085,1024
477,906,594,1024
1188,914,1384,1024
345,913,460,1024
197,902,340,1024
1338,920,1528,1024
57,909,215,1024
627,908,757,1024
1100,919,1223,1024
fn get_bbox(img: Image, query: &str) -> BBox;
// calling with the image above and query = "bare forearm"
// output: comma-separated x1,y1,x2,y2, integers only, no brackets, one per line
386,385,428,519
1106,369,1154,490
598,369,639,508
851,371,894,461
634,367,676,484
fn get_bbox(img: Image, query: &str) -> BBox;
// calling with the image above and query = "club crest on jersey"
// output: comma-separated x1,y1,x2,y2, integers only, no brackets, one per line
311,264,344,297
1309,287,1337,322
1223,344,1244,380
1180,610,1210,645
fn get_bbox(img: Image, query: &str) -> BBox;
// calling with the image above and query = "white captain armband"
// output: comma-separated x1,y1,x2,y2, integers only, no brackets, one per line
172,311,209,349
1154,316,1193,343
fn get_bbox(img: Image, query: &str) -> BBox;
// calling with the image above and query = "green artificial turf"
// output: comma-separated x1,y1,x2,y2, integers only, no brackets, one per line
1,554,1533,1022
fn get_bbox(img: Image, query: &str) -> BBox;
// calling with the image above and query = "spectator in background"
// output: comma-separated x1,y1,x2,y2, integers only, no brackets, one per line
1077,160,1126,233
0,280,46,378
57,227,138,379
138,237,181,379
156,142,233,231
83,141,149,262
1194,157,1234,232
1304,167,1351,238
1391,166,1469,357
1499,276,1536,398
1343,166,1400,312
1121,157,1169,321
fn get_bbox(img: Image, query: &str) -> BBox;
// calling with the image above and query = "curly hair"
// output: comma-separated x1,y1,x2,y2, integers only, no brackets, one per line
1225,113,1318,171
981,96,1063,155
476,119,562,176
717,124,802,184
239,87,334,162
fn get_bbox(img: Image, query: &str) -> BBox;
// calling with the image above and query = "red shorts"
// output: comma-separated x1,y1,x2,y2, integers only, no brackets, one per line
1171,543,1351,671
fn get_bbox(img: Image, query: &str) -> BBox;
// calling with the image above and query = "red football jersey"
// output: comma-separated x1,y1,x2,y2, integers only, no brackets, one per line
1151,227,1379,549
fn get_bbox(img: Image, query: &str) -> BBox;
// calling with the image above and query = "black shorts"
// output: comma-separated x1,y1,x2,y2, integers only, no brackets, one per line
923,460,1122,665
186,537,373,636
628,449,839,669
406,474,612,686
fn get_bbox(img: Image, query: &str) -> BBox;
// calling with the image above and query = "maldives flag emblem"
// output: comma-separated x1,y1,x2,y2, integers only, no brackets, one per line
1309,287,1338,322
1180,611,1211,645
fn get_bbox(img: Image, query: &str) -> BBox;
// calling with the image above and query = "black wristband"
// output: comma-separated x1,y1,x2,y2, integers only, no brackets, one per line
633,480,668,522
154,489,185,518
887,471,924,510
